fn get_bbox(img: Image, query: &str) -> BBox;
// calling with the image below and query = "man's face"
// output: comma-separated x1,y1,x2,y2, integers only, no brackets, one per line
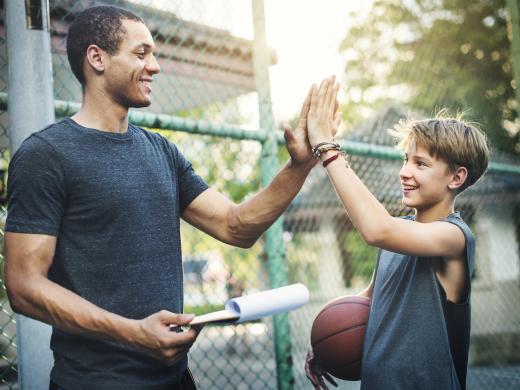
399,140,454,211
103,19,160,108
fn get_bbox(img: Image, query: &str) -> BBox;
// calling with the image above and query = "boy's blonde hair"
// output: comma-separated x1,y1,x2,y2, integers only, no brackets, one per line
390,110,490,193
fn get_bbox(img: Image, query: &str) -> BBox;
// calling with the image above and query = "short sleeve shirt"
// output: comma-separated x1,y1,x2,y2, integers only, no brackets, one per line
6,118,209,389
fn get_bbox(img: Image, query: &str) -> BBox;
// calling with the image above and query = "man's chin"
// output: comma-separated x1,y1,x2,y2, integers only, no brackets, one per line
130,99,152,109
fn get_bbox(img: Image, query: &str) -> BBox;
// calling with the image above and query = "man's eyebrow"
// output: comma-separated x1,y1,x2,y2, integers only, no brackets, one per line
134,43,154,50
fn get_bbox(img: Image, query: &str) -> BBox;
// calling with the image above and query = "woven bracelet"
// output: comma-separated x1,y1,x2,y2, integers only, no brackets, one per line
322,152,340,167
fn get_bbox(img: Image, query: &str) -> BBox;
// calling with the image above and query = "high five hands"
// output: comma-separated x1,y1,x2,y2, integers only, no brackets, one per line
284,76,342,165
307,76,342,149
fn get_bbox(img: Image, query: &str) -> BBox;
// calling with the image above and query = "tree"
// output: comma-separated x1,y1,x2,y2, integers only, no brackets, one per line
341,0,519,155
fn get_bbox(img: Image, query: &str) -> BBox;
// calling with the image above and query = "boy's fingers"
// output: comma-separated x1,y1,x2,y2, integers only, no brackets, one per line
325,77,338,115
323,372,338,387
317,78,329,112
309,84,318,112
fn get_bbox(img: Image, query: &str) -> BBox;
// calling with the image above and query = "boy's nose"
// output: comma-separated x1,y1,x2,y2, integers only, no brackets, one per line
399,164,411,179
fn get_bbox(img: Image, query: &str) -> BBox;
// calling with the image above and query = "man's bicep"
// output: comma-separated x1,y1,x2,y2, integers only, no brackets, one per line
5,232,57,276
181,188,236,242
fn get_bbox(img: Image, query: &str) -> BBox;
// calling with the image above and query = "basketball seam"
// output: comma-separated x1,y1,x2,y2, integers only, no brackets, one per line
312,323,366,346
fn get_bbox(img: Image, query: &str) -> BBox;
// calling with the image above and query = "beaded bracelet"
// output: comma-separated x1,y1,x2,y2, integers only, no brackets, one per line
312,141,340,159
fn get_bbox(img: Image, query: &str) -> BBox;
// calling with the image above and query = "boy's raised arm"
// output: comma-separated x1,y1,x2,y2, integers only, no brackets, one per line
305,77,466,259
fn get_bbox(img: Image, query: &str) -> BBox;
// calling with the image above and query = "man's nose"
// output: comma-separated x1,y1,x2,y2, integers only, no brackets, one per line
147,55,161,75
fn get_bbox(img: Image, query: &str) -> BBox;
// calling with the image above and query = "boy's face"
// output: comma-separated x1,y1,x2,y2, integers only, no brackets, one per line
102,19,161,108
399,140,454,211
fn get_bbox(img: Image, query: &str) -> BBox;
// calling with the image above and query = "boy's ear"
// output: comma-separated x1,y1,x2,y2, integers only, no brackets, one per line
448,166,468,190
85,44,106,74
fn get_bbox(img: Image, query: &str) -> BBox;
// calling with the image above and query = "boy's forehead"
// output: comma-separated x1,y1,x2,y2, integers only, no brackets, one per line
120,19,156,49
405,140,434,159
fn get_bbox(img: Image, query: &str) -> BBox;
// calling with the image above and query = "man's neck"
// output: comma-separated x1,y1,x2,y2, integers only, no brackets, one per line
72,88,129,133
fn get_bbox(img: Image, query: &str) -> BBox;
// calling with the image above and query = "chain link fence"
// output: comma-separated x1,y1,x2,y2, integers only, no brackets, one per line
0,0,519,389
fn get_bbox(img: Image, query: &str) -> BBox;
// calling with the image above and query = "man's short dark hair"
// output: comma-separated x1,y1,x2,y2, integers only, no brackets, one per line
66,6,144,85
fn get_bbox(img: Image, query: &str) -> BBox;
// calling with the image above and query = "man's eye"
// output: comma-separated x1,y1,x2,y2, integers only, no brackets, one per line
137,53,145,59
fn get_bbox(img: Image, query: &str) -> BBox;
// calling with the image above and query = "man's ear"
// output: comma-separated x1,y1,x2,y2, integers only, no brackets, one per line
448,166,468,190
85,44,106,73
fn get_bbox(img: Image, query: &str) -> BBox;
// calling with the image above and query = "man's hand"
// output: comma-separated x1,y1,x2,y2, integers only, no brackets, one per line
305,346,338,390
283,86,317,167
134,310,203,366
307,76,342,148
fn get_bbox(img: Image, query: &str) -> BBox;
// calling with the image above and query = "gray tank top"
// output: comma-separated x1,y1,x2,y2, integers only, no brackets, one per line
361,212,475,390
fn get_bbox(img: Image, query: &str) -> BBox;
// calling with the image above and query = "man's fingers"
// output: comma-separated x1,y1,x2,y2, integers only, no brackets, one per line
159,310,195,326
283,125,295,143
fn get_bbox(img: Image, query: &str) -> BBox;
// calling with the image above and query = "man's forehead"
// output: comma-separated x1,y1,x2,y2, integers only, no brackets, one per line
121,19,155,49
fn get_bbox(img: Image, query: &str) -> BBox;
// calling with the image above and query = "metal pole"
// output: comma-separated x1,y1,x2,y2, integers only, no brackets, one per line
5,0,55,388
251,1,294,389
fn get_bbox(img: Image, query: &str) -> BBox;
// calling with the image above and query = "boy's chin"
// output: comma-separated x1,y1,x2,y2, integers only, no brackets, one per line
401,198,417,208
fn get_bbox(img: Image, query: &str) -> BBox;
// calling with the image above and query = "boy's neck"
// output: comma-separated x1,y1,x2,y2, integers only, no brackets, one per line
414,197,456,223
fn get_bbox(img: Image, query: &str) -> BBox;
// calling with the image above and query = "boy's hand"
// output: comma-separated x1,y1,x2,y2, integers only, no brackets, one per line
307,76,342,148
134,311,203,365
284,85,317,167
305,346,338,389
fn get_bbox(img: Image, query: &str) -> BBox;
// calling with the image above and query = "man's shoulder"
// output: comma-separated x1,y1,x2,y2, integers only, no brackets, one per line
25,118,76,146
129,124,181,155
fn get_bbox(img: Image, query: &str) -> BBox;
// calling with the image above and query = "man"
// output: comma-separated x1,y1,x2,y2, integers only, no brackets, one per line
4,6,316,389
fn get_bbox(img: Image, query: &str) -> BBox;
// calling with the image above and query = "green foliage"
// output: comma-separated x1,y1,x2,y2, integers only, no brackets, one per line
341,229,377,283
184,303,225,316
285,233,321,291
341,0,519,155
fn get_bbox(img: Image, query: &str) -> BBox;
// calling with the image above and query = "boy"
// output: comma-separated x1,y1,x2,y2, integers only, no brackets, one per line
304,77,490,390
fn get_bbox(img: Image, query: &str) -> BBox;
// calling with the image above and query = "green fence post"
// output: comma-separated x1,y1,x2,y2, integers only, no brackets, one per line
252,1,294,389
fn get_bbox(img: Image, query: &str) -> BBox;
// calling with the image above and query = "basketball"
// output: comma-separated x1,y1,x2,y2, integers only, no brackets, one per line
310,295,371,381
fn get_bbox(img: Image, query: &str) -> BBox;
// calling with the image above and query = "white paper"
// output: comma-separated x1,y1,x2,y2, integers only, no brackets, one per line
188,283,310,325
225,283,309,323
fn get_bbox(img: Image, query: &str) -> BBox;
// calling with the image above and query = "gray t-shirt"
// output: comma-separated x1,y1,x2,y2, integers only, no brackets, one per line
361,213,474,390
6,118,208,389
